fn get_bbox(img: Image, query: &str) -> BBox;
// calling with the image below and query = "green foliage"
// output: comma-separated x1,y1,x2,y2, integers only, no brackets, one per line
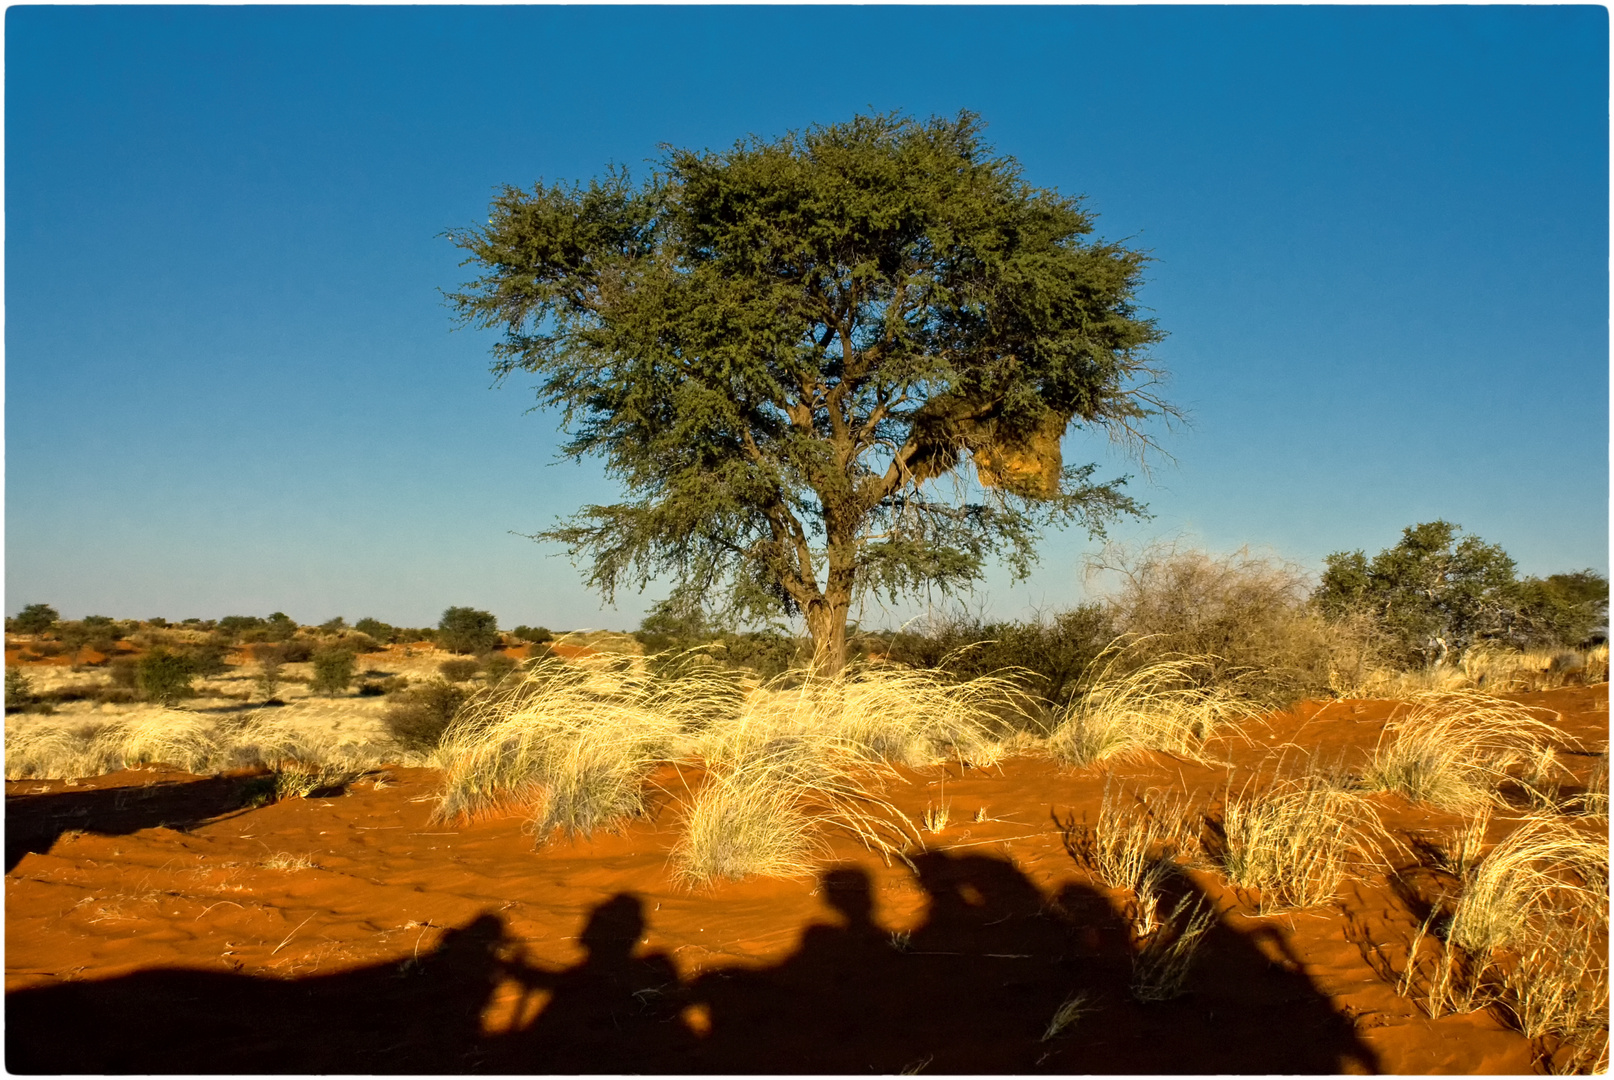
354,617,396,643
309,647,356,695
1315,522,1569,667
183,636,233,677
278,637,317,663
884,605,1116,709
448,110,1170,673
1514,570,1609,648
511,625,553,645
439,657,481,683
319,616,348,634
384,680,474,752
264,612,298,642
13,604,59,635
137,649,195,705
218,615,268,639
255,654,284,701
5,667,36,711
437,606,499,655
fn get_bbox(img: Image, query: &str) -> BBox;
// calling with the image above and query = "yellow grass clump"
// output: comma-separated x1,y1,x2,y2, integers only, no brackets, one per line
1064,780,1197,937
1049,647,1263,768
1216,772,1382,912
1360,691,1567,814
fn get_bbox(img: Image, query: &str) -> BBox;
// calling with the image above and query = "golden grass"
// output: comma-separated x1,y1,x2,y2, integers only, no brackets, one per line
1446,816,1606,956
1217,772,1382,912
1130,892,1216,1002
1065,780,1196,937
1040,991,1099,1041
1049,647,1263,769
1360,691,1567,814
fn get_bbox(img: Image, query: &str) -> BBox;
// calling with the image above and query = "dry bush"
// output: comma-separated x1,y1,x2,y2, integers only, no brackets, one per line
1097,545,1373,703
1049,646,1264,768
1216,772,1382,911
94,712,221,774
1360,691,1566,814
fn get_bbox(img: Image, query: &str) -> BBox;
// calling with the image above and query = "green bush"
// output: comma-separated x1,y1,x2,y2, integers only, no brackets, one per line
884,606,1116,708
109,657,139,689
13,604,59,635
438,607,499,654
439,658,481,683
384,680,473,752
309,647,357,695
137,649,195,705
6,667,36,711
354,617,396,644
264,612,298,642
183,636,233,677
511,625,553,645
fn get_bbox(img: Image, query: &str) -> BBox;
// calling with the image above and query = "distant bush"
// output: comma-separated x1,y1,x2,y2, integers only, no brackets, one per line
353,617,396,644
264,612,298,642
309,647,357,696
342,632,384,655
13,604,59,635
137,649,196,705
146,617,170,629
357,681,386,697
279,637,317,663
183,636,233,677
439,658,481,683
218,615,269,640
109,657,140,689
384,680,473,752
438,607,499,655
481,652,518,686
511,625,553,645
5,667,36,711
319,617,349,634
394,627,436,644
255,653,285,700
1103,545,1348,704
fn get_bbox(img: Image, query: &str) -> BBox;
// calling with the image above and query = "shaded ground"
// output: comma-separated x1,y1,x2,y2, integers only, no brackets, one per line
7,684,1607,1073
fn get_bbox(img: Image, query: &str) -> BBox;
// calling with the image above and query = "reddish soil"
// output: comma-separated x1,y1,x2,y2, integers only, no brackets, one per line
6,685,1607,1073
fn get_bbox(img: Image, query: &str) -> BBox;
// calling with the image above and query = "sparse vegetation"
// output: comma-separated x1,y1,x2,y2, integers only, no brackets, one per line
308,647,356,696
438,606,499,655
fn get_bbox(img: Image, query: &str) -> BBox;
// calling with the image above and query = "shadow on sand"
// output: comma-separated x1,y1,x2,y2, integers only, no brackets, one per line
7,849,1378,1073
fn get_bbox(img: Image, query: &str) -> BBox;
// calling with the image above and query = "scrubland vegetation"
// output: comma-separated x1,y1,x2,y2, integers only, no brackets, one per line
6,524,1609,1070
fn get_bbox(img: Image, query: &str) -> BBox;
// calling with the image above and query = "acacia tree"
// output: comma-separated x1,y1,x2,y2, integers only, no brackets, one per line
448,112,1171,675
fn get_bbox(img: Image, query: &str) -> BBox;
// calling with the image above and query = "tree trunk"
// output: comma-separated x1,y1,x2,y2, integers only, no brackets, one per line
805,595,851,678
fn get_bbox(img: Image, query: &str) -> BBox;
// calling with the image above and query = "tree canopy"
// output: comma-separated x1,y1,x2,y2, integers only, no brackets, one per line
1314,520,1609,666
448,111,1171,673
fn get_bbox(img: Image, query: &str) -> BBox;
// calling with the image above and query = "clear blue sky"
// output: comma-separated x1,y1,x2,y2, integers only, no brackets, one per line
6,5,1608,630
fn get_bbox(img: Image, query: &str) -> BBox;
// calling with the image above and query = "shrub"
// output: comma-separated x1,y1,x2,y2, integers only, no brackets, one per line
182,636,233,677
309,647,356,695
255,655,285,700
1215,773,1378,911
1101,545,1347,703
264,612,298,642
353,617,395,644
136,649,196,705
438,606,499,654
384,680,474,752
439,658,481,683
6,667,36,711
13,604,59,635
885,605,1116,708
278,637,317,663
109,657,139,689
511,625,553,645
319,616,348,634
481,652,518,685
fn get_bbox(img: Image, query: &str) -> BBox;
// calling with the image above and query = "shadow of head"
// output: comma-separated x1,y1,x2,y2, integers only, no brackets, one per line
578,893,646,961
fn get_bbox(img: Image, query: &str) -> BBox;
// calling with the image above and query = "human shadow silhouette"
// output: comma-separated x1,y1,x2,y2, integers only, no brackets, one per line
7,853,1380,1073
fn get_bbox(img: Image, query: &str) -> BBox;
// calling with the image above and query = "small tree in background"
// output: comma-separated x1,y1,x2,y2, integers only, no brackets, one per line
309,646,356,695
13,604,59,635
137,649,195,705
438,607,499,654
354,617,396,644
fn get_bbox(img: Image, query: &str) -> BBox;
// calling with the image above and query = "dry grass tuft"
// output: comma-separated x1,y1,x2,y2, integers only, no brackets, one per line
1130,892,1216,1002
1360,691,1567,814
1446,816,1606,956
1049,646,1263,769
1041,990,1100,1041
1065,780,1197,937
1216,772,1383,912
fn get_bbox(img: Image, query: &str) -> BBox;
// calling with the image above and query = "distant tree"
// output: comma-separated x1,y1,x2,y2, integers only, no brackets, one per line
437,607,500,655
448,110,1170,675
14,604,59,635
511,625,553,645
137,649,195,705
1315,521,1524,666
1515,570,1609,647
264,612,298,642
354,617,396,644
309,646,356,695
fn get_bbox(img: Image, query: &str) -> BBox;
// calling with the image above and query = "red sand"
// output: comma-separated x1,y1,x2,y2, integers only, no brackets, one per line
6,685,1607,1073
